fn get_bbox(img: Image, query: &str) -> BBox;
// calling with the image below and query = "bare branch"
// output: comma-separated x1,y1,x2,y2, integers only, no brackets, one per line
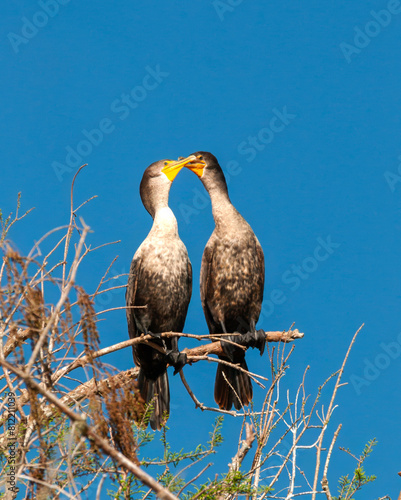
312,324,364,499
0,357,179,500
229,422,256,472
51,328,303,381
322,423,342,500
25,219,91,374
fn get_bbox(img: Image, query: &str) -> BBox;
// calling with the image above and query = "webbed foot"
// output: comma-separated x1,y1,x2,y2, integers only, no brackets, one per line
244,329,266,355
166,349,188,375
220,333,244,362
147,330,162,339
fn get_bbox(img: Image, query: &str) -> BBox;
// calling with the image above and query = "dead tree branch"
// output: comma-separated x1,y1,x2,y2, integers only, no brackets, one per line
11,329,303,413
312,324,364,500
0,357,179,500
52,328,304,381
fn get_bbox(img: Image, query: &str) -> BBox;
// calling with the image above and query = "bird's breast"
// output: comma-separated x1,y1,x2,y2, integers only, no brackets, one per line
202,233,264,328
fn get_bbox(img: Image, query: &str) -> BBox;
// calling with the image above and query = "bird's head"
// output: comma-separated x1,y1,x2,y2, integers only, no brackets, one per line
181,151,217,178
140,156,196,216
182,151,228,195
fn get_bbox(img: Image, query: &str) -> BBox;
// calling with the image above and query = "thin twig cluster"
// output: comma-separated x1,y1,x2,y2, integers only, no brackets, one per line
0,173,387,499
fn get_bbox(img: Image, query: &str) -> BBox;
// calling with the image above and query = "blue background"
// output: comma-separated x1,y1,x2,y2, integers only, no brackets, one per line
1,0,401,497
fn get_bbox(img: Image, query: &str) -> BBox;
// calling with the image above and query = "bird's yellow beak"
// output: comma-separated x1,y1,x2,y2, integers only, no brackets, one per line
161,155,197,181
183,157,207,178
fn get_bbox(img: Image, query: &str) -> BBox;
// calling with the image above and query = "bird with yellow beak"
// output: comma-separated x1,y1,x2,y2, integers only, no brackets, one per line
126,155,196,430
184,151,265,411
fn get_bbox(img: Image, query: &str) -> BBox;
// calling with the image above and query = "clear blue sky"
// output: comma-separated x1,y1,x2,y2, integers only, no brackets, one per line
2,1,401,497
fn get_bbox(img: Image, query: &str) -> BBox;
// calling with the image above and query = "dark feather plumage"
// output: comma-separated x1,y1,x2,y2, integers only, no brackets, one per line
126,160,192,430
190,152,265,411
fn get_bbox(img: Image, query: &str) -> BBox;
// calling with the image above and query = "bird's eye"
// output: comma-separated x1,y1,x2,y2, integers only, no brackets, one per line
164,161,169,166
198,156,204,161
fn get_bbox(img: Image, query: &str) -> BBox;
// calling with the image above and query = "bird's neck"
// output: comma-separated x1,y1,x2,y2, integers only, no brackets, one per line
208,186,239,228
150,206,179,237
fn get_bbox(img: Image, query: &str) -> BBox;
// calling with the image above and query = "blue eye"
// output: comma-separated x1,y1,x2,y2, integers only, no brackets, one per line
164,161,168,166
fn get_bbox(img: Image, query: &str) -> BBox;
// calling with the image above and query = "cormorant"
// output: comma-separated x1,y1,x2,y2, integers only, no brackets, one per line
185,152,265,411
126,156,194,430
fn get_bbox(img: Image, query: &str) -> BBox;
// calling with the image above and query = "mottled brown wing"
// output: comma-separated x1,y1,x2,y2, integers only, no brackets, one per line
256,239,265,302
249,237,265,326
200,234,219,335
187,258,193,302
125,253,142,346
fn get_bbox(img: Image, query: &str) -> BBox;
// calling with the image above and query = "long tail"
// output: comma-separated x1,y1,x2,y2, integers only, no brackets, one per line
214,359,252,411
138,369,170,431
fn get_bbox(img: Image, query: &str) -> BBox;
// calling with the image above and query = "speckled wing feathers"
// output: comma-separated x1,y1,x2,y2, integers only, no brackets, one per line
200,225,265,411
126,236,192,430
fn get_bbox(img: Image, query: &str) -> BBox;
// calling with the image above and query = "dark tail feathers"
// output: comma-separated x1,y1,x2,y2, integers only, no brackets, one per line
138,369,169,430
214,359,252,411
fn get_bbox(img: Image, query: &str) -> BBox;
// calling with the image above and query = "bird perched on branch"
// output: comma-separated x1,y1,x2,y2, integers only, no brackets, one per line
126,156,195,430
185,152,265,411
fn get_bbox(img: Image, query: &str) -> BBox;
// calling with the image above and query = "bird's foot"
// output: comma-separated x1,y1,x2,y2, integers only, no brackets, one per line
166,349,188,375
243,329,266,355
220,333,244,362
147,330,162,339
